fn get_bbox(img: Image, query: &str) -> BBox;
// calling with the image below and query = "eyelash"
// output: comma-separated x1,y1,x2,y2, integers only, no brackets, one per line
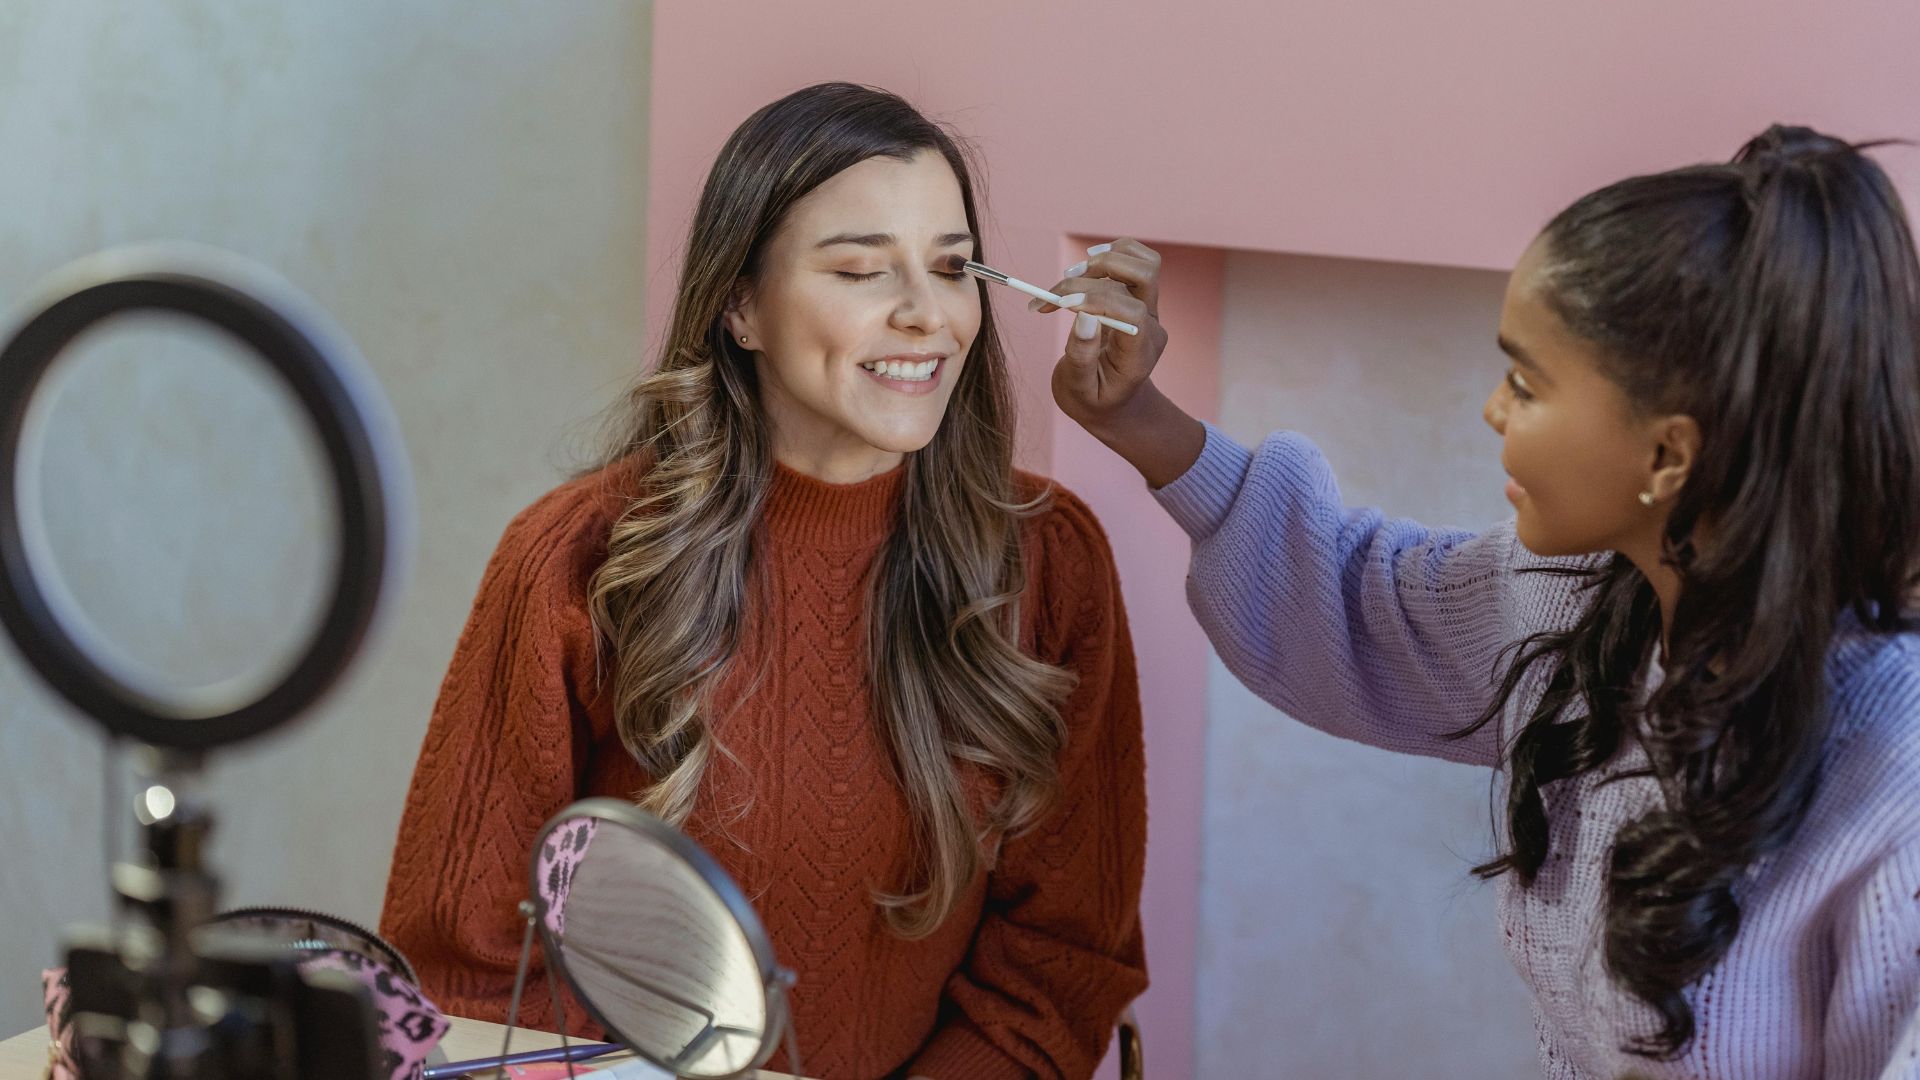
834,269,970,282
1505,369,1535,401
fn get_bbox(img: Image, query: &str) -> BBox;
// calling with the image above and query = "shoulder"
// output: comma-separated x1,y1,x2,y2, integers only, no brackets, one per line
1500,522,1608,641
1012,470,1118,584
1821,629,1920,842
1014,466,1109,538
1008,471,1127,656
483,457,639,612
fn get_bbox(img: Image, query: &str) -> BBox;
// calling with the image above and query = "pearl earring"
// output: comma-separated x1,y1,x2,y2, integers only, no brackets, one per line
739,336,749,345
1638,491,1655,507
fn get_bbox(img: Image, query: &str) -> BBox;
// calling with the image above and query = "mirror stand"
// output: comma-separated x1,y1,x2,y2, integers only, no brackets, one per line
0,245,412,1079
61,746,386,1079
418,904,624,1080
427,800,805,1080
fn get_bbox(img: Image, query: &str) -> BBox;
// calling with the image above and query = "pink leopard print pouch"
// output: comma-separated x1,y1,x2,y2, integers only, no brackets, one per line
40,907,449,1080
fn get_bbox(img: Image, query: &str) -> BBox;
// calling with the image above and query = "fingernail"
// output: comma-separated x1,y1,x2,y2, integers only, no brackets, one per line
1064,261,1088,277
1056,292,1087,308
1073,312,1099,340
1086,243,1113,257
1028,297,1047,312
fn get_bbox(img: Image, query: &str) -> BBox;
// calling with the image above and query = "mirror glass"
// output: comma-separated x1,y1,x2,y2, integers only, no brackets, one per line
534,804,785,1078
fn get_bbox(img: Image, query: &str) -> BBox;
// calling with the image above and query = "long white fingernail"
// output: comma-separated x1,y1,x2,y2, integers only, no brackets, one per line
1086,243,1113,256
1056,292,1086,307
1064,261,1088,277
1073,312,1099,340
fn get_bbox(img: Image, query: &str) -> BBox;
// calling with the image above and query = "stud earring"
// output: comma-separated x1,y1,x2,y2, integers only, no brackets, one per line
1638,491,1655,507
740,336,749,345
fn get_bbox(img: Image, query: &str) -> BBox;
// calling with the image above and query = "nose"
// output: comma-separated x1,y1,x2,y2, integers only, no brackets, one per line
889,269,950,337
1483,381,1508,435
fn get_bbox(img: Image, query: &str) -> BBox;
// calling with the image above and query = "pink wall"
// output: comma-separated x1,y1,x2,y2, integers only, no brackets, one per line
1048,241,1223,1080
643,5,1920,1075
644,3,1920,317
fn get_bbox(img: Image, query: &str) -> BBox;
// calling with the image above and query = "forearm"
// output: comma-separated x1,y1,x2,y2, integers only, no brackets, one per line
1074,381,1206,491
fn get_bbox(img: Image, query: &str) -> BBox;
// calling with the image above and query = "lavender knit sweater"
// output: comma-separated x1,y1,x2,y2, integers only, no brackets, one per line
1152,424,1920,1080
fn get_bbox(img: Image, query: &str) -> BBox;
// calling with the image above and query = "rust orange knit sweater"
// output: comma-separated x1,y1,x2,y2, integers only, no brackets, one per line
378,459,1148,1080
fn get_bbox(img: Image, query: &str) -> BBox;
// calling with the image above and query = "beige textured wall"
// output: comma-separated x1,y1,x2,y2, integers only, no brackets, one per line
1198,250,1541,1077
0,2,652,1035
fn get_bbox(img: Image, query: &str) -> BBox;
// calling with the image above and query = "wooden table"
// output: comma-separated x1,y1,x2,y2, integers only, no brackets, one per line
0,1015,802,1078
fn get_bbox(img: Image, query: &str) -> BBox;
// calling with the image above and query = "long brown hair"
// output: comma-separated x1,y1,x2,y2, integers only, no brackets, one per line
587,83,1076,937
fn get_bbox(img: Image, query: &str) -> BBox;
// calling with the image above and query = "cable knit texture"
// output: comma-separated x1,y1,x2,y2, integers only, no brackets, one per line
379,459,1147,1080
1154,423,1920,1080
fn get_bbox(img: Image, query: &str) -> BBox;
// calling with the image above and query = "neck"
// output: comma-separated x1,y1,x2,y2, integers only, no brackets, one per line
767,416,903,484
762,453,906,548
774,443,904,485
1620,534,1683,658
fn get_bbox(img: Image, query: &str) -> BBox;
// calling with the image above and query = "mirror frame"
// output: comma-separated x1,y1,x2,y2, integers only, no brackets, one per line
0,244,410,748
528,796,796,1079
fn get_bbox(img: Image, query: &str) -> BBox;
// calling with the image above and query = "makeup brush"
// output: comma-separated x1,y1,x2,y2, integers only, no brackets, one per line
962,260,1140,336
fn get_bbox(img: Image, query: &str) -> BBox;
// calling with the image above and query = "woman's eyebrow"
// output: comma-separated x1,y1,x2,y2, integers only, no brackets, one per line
815,231,975,249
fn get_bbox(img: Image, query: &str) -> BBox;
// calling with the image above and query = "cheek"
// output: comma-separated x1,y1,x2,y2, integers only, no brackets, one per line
950,289,983,346
1562,411,1647,495
766,292,871,368
1509,404,1647,540
1508,405,1606,482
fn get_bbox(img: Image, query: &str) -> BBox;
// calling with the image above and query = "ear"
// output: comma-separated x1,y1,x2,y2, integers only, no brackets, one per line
1647,413,1702,502
722,278,758,350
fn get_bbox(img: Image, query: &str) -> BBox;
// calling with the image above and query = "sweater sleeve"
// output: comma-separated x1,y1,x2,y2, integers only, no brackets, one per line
1824,835,1920,1079
378,500,603,1035
1150,422,1528,766
906,492,1150,1080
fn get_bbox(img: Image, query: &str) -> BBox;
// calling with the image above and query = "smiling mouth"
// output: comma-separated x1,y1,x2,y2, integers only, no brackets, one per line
859,357,942,383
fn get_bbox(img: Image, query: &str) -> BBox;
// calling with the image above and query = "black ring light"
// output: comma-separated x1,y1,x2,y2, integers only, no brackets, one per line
0,246,410,750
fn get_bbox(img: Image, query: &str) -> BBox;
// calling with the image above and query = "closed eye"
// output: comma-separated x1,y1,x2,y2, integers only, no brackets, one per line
835,268,969,282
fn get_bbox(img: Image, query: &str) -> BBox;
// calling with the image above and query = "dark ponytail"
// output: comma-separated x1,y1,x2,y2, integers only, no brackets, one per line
1461,125,1920,1059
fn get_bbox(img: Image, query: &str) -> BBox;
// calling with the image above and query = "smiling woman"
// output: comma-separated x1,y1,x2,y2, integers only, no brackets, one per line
378,84,1149,1080
725,152,982,475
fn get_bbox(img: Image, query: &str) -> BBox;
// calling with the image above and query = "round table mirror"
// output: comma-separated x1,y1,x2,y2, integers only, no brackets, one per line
532,798,799,1078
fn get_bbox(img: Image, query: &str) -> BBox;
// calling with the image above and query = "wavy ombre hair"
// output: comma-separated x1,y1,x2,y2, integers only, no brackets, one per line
587,83,1075,937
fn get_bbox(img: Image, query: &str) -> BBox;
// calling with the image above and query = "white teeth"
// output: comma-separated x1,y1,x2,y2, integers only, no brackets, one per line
863,358,939,382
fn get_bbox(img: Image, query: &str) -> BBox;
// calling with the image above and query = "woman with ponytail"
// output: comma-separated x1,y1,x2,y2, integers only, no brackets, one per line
381,83,1147,1080
1052,127,1920,1077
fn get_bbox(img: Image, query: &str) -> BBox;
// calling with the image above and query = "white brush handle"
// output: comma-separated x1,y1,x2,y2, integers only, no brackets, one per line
979,269,1141,336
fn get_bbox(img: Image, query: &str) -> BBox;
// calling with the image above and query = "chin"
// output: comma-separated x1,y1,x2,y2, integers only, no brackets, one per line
1513,525,1559,558
854,415,948,455
1513,515,1603,560
1513,516,1562,557
863,429,940,455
